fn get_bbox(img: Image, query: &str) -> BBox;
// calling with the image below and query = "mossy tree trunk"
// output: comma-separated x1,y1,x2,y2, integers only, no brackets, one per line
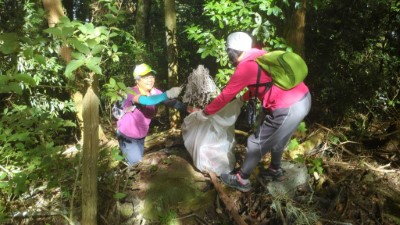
164,0,180,129
135,0,150,42
284,0,307,58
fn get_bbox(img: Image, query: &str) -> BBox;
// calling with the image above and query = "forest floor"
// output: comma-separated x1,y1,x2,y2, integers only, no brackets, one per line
6,119,399,225
98,120,400,225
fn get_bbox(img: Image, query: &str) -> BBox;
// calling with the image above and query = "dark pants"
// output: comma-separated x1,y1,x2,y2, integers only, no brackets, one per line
240,92,312,179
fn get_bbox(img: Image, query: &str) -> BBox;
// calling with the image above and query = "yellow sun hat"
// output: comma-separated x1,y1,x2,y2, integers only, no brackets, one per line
133,63,156,79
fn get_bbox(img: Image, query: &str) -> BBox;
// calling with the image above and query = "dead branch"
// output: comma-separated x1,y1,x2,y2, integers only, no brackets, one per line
362,161,398,173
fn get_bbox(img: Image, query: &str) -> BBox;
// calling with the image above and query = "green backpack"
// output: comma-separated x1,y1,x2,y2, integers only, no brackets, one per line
255,50,308,90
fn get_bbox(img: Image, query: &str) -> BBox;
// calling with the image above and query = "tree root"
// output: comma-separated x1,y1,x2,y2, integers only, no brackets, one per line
208,172,248,225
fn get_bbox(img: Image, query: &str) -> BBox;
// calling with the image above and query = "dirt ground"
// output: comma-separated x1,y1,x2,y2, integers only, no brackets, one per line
100,124,400,225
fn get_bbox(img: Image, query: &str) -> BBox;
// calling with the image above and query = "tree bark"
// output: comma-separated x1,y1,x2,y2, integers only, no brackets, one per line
81,74,100,225
42,0,64,27
284,0,307,58
135,0,150,41
164,0,180,129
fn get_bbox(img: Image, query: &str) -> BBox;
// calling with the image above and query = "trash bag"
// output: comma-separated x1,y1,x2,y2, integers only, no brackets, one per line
182,99,243,176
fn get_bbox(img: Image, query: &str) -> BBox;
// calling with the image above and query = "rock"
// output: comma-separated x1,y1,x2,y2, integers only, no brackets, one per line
266,161,309,198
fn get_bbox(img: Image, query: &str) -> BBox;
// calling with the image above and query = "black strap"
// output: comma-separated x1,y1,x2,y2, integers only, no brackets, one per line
254,66,262,99
252,66,273,138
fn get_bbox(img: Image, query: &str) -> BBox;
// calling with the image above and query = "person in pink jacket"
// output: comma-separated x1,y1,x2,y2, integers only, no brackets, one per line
193,32,311,192
117,63,187,166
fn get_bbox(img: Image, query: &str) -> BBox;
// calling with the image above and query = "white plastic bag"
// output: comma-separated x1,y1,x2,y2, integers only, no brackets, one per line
182,99,243,176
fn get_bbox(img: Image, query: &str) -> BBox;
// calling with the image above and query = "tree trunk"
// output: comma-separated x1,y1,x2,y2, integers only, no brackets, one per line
284,0,307,58
135,0,150,41
81,74,100,225
164,0,180,129
42,0,64,27
42,2,103,224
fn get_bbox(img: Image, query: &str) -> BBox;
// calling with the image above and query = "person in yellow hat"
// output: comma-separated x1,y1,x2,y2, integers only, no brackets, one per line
116,63,188,166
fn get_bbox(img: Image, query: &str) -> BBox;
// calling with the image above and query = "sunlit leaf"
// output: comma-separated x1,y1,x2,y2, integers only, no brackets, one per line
109,78,116,87
65,59,84,77
69,38,89,54
44,27,63,37
91,45,104,55
287,138,299,151
85,58,102,75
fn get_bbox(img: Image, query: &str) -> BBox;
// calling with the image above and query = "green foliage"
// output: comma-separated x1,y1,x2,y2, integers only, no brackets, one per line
185,0,286,88
111,147,124,161
159,209,178,225
44,17,115,78
288,122,307,151
306,0,400,123
308,158,324,175
287,138,300,151
294,156,324,175
0,33,19,54
103,77,132,103
0,105,75,198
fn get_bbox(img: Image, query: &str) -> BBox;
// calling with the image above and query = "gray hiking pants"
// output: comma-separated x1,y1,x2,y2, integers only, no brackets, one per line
239,92,312,179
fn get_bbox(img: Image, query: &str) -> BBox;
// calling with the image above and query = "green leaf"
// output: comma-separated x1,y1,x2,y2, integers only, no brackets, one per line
110,32,118,38
85,58,102,75
287,138,299,151
0,172,7,180
109,78,116,87
71,51,85,60
34,54,46,65
91,45,104,55
297,122,307,133
113,192,127,199
69,38,90,54
7,82,23,94
0,182,8,188
59,16,71,24
0,33,19,54
86,39,98,48
78,24,88,34
15,73,36,85
65,59,84,76
44,27,63,37
23,47,34,58
62,27,75,37
84,23,95,35
112,44,118,52
113,154,124,161
117,82,127,89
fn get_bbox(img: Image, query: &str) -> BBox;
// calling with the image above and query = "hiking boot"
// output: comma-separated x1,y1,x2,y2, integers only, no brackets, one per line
259,167,286,181
220,173,251,192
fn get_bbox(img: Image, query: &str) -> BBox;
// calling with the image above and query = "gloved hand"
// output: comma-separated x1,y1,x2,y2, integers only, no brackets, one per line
165,87,182,99
193,111,209,121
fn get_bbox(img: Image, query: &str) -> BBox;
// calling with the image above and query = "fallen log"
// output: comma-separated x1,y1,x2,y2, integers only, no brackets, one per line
208,172,248,225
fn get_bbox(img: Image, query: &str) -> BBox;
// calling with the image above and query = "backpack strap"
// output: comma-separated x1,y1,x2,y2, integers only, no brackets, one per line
252,65,273,138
